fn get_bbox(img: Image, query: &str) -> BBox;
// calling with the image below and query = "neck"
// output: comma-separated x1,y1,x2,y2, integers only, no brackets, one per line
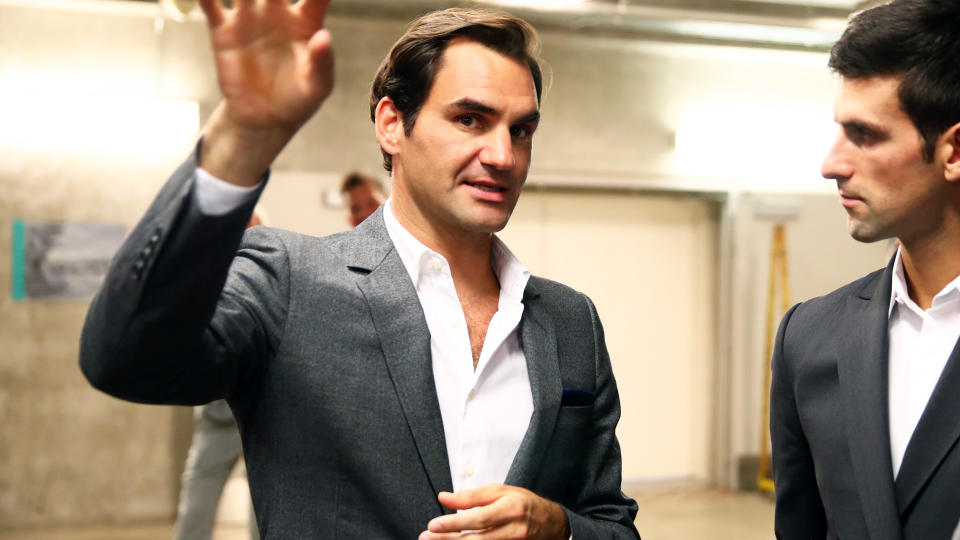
900,211,960,309
389,198,498,288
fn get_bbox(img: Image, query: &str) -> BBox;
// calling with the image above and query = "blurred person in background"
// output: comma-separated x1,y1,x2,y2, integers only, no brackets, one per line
340,171,386,227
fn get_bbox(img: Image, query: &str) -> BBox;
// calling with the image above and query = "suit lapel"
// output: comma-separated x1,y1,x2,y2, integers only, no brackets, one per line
505,281,562,488
348,211,453,507
894,336,960,514
838,261,903,540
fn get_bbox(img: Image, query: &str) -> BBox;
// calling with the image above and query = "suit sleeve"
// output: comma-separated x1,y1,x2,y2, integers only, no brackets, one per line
563,295,641,539
770,303,828,539
79,149,287,406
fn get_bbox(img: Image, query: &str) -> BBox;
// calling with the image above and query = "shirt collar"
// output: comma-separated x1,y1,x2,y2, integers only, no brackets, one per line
889,246,908,319
888,245,960,318
382,198,530,299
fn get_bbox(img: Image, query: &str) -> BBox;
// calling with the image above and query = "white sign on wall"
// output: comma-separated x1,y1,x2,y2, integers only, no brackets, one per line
11,220,126,301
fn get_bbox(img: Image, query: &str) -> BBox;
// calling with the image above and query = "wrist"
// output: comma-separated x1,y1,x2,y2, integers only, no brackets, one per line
199,102,298,187
555,504,571,539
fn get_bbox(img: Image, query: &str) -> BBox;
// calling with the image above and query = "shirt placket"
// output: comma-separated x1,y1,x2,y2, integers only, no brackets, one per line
458,382,482,489
426,254,479,491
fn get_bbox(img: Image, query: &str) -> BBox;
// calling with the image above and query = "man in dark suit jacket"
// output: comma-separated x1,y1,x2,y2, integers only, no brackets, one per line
770,1,960,539
79,1,638,538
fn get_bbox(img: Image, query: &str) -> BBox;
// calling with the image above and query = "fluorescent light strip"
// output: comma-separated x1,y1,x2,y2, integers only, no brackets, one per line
0,95,199,156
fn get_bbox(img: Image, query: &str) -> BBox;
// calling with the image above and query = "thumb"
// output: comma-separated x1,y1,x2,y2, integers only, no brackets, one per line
305,28,334,90
437,485,505,510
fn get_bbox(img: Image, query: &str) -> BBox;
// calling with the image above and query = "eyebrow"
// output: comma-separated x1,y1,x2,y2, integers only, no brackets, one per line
449,98,541,125
842,120,879,131
451,98,497,116
838,116,885,133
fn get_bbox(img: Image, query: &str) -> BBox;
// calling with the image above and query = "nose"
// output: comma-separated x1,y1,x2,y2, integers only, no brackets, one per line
821,131,854,181
479,127,516,170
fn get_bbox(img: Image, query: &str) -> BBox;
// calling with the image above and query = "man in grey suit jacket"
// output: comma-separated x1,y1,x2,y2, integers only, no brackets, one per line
770,1,960,539
79,1,638,538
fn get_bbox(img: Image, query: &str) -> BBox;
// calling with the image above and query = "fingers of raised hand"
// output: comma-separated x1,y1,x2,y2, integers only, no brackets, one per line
297,0,332,24
198,1,330,28
198,0,224,26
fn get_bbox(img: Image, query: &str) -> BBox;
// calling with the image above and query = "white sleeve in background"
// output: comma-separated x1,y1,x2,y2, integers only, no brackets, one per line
193,167,263,216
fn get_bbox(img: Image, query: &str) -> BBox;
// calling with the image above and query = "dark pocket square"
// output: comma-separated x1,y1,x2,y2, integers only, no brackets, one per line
560,388,595,407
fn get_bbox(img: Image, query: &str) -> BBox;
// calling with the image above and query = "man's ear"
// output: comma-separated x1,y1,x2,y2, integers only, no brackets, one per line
942,122,960,183
375,97,402,157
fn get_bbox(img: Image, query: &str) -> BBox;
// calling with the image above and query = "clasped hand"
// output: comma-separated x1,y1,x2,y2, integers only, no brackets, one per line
419,484,571,539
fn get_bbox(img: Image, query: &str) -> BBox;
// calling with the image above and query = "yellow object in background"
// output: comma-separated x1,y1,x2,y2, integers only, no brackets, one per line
759,224,790,494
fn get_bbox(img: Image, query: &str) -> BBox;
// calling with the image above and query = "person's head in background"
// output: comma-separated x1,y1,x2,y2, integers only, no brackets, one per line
340,171,387,228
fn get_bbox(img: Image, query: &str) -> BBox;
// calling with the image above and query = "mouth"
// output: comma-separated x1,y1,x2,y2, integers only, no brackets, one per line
462,178,510,202
839,191,865,208
463,179,507,193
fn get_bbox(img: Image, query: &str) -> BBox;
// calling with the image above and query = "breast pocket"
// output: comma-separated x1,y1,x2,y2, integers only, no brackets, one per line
555,404,593,426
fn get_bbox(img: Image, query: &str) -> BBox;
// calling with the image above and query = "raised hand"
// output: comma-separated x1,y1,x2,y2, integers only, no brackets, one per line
419,484,571,539
197,0,334,186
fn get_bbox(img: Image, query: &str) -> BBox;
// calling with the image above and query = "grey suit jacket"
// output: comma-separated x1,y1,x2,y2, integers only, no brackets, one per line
80,152,640,539
771,257,960,540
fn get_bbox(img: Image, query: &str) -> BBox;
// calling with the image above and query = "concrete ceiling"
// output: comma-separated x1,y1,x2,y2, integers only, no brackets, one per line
137,0,890,50
327,0,886,50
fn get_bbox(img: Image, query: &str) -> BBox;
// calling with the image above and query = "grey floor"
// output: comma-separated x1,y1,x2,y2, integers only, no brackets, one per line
3,483,775,540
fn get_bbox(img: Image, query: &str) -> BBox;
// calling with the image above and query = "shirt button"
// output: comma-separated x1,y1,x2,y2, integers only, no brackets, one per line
467,389,476,400
449,319,458,328
431,258,443,271
464,464,474,477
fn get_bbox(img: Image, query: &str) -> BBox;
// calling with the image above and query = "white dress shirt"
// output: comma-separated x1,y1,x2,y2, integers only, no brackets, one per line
888,248,960,478
194,167,260,215
382,200,533,493
193,171,534,492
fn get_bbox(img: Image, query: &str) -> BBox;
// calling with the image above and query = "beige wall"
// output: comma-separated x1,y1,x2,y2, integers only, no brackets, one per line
501,189,719,481
721,193,891,486
0,0,886,528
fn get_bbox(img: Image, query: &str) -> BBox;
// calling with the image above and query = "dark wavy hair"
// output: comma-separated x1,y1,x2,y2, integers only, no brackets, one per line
829,0,960,161
369,8,543,172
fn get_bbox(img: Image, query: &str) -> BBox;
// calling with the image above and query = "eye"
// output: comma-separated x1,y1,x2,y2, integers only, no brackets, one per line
510,124,532,139
845,126,865,144
457,115,480,128
843,123,880,146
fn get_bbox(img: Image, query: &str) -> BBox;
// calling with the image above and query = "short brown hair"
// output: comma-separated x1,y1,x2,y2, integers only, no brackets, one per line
339,171,386,196
370,8,543,172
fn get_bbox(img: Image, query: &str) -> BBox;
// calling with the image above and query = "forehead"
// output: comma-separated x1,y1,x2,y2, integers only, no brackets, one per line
835,75,910,127
427,38,538,109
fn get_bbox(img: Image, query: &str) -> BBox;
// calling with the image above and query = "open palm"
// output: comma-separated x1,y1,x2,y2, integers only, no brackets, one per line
199,0,334,133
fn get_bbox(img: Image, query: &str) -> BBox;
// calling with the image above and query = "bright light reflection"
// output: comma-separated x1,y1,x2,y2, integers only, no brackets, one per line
481,0,589,9
674,101,837,193
0,95,199,158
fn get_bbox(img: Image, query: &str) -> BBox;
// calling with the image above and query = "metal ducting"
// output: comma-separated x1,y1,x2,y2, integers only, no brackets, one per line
133,0,887,51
